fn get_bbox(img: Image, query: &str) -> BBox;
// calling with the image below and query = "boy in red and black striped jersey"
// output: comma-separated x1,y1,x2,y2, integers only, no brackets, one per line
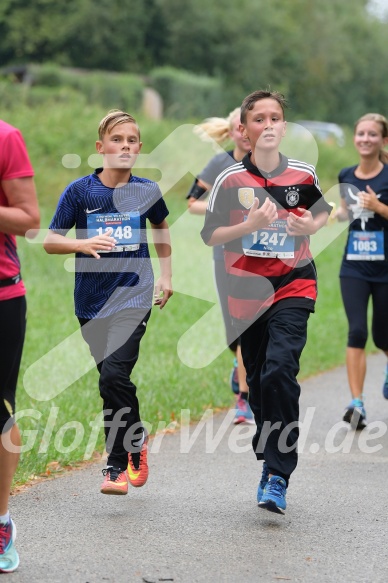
201,90,332,515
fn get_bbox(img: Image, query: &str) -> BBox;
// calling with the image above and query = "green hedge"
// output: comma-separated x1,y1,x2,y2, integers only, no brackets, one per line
1,63,228,119
149,66,225,119
0,79,83,109
28,64,145,112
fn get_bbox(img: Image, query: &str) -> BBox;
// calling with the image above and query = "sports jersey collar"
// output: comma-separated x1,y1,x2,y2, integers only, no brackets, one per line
93,167,135,187
242,153,288,179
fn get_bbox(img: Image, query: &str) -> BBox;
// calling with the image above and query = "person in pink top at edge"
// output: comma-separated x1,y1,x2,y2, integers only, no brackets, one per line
0,120,40,573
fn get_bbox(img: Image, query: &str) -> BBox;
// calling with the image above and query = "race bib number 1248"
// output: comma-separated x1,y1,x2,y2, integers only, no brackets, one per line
87,211,140,252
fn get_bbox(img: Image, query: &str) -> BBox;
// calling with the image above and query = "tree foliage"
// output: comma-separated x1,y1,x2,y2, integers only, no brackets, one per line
0,0,387,123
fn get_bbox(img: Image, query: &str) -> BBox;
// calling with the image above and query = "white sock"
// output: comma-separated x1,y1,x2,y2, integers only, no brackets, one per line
0,511,10,524
132,433,145,448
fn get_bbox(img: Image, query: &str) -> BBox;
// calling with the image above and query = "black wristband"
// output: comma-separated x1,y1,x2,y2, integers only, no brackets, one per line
186,179,208,200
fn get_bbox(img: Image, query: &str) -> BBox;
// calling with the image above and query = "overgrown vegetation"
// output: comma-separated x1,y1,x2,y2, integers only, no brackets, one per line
0,95,377,486
0,0,387,121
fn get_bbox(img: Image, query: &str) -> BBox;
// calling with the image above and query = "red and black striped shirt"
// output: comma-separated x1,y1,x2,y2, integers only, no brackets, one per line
201,153,332,323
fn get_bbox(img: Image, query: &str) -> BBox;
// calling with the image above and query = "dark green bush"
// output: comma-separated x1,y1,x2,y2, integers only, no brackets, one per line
59,70,145,112
29,63,65,87
0,81,25,108
22,65,145,112
149,67,225,119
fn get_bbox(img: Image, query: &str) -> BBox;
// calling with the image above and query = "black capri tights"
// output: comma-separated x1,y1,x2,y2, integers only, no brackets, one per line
340,277,388,350
0,296,26,433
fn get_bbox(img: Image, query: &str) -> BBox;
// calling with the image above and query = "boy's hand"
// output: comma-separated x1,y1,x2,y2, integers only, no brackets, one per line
154,276,173,309
286,208,318,236
79,233,117,258
245,197,278,232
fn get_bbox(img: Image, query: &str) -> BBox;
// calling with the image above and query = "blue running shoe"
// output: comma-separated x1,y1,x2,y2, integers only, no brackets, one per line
383,365,388,399
342,398,367,430
233,395,255,425
257,462,269,503
258,476,287,515
230,357,239,394
0,519,19,573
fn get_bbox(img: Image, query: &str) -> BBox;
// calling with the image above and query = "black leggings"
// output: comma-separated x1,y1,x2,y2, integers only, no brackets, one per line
0,296,26,433
340,277,388,350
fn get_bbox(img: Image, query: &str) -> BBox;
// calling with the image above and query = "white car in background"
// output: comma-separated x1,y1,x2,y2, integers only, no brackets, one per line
293,120,346,147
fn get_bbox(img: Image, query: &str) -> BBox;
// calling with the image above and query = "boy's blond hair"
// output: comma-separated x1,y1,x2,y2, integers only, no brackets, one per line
98,109,140,140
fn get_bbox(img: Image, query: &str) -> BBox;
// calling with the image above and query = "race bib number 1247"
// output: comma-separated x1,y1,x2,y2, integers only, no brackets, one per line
242,218,295,258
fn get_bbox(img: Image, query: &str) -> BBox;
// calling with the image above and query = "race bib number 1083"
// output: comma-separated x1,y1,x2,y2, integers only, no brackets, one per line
346,231,385,261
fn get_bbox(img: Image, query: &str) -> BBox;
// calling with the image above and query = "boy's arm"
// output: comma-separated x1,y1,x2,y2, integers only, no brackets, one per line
43,229,116,258
205,197,278,246
286,209,329,236
150,219,173,309
285,167,332,235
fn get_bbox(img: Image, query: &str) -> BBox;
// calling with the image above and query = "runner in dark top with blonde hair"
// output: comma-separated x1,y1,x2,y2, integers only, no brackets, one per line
186,107,254,424
334,113,388,429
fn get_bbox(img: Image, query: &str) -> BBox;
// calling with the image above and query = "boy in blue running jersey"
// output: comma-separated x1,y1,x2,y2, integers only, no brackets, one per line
44,110,172,494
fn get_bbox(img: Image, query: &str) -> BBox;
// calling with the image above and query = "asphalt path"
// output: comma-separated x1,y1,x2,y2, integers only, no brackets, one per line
8,353,388,582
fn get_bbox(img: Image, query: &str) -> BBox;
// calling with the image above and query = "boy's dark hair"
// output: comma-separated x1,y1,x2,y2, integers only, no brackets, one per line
240,90,288,124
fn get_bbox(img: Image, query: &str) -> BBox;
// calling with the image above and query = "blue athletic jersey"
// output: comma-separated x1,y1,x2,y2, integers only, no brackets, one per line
339,164,388,282
49,169,169,318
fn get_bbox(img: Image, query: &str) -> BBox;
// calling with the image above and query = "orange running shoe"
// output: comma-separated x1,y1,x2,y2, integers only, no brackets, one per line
100,467,128,495
127,435,149,487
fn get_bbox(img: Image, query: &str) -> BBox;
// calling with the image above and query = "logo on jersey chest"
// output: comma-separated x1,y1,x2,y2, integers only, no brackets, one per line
285,187,300,207
238,188,255,209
